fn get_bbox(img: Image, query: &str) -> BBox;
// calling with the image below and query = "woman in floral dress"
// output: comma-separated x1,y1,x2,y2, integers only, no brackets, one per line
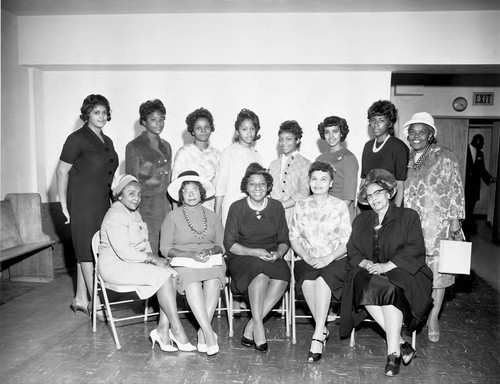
403,112,465,343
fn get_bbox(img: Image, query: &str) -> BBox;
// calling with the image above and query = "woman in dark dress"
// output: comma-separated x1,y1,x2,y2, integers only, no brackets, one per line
126,99,172,256
57,94,118,318
340,169,433,377
359,100,409,208
224,163,290,353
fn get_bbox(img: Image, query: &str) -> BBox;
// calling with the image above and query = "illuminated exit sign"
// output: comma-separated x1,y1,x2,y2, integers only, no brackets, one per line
473,92,494,105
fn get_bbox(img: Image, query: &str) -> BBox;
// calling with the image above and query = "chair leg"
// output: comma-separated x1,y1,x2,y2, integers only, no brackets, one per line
284,291,290,338
143,298,149,322
350,329,356,347
92,268,98,332
217,297,222,319
411,330,416,349
100,279,121,350
291,282,297,344
228,283,234,338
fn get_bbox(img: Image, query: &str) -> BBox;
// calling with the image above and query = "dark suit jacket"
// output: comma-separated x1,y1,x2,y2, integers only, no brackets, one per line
465,146,492,202
339,204,433,338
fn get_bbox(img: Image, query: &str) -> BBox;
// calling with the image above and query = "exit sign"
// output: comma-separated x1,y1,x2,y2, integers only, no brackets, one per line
473,92,494,105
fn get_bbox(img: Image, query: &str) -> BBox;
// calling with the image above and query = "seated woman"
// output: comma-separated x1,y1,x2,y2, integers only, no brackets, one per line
224,163,290,353
160,171,226,356
340,169,433,377
99,174,196,353
289,161,351,363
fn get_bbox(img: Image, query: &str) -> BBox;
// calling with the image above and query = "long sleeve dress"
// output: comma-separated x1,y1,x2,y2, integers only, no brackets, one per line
98,202,176,299
339,204,433,338
160,206,226,294
268,151,311,225
404,145,465,288
215,143,262,224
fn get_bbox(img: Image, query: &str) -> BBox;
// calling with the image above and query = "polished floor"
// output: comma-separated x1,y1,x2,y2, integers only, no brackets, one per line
1,219,499,384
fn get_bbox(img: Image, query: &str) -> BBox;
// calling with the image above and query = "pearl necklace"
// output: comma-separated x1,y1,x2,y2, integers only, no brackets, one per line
182,205,207,239
247,197,268,220
409,145,431,172
372,135,390,153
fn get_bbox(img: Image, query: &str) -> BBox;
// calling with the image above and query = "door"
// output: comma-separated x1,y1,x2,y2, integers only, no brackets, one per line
434,118,469,186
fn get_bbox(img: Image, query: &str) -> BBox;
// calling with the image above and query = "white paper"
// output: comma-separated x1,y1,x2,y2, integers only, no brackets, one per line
170,253,223,269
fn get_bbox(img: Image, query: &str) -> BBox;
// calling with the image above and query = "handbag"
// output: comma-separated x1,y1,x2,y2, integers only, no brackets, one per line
438,229,471,275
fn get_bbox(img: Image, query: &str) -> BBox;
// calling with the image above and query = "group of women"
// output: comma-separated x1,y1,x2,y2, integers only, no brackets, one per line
57,94,465,377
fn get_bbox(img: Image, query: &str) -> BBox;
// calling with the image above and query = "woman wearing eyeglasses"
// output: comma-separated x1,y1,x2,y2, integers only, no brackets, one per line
340,169,433,377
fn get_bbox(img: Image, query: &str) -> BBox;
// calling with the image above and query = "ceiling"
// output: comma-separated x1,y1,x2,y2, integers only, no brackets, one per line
3,0,500,16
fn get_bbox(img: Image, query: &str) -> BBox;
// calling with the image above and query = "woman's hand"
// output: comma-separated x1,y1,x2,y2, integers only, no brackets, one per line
310,255,334,269
146,254,170,268
61,206,70,224
193,249,211,263
252,248,276,261
449,219,463,241
366,261,396,275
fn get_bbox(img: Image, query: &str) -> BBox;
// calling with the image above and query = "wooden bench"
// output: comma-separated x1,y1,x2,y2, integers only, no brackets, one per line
1,193,55,282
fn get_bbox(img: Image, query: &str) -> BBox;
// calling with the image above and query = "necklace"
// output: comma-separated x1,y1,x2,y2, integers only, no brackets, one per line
182,205,207,239
247,197,268,220
409,145,431,171
372,135,390,153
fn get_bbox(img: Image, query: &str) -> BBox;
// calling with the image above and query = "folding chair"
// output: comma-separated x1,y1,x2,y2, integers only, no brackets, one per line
290,252,416,348
227,276,290,338
91,231,157,349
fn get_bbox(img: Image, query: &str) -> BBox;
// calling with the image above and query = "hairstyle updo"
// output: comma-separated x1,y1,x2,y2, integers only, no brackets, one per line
317,116,350,142
185,107,215,136
367,100,398,136
139,99,166,127
80,94,111,122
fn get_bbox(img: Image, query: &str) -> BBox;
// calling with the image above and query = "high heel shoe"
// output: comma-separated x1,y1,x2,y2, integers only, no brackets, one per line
169,329,197,352
400,341,416,365
197,329,207,353
307,338,325,362
150,329,177,352
427,319,440,342
87,303,106,322
254,342,268,353
323,328,330,344
206,333,219,356
241,335,255,348
70,299,89,316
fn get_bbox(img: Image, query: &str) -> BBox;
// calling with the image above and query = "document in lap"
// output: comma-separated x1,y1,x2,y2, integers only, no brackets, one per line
170,253,223,269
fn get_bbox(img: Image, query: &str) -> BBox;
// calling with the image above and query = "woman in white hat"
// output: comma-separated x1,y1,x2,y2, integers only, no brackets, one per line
160,171,225,356
402,112,465,343
99,174,196,353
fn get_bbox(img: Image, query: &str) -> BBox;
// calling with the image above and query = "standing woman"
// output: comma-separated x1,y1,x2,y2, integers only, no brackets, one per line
268,120,311,225
171,108,220,210
126,99,172,256
316,116,359,221
289,161,351,362
360,100,409,207
57,94,118,316
215,108,263,224
403,112,465,343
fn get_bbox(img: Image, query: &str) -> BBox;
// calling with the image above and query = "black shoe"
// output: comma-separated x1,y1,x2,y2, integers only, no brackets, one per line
241,335,255,348
384,353,402,376
307,338,324,363
254,342,268,352
400,341,416,366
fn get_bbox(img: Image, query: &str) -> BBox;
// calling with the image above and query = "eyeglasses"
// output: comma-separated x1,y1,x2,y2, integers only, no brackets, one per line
182,187,200,195
366,189,386,201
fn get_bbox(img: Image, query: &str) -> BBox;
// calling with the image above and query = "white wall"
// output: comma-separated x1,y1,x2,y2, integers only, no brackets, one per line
18,11,500,66
1,10,35,197
43,70,390,201
2,9,499,201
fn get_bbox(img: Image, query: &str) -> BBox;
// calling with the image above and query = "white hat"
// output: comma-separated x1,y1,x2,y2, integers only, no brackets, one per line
111,174,138,198
167,171,215,202
402,112,438,137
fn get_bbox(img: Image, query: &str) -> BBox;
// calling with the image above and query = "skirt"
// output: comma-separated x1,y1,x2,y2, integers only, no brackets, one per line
99,260,177,300
174,261,227,295
227,254,290,295
353,270,413,327
294,257,347,301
